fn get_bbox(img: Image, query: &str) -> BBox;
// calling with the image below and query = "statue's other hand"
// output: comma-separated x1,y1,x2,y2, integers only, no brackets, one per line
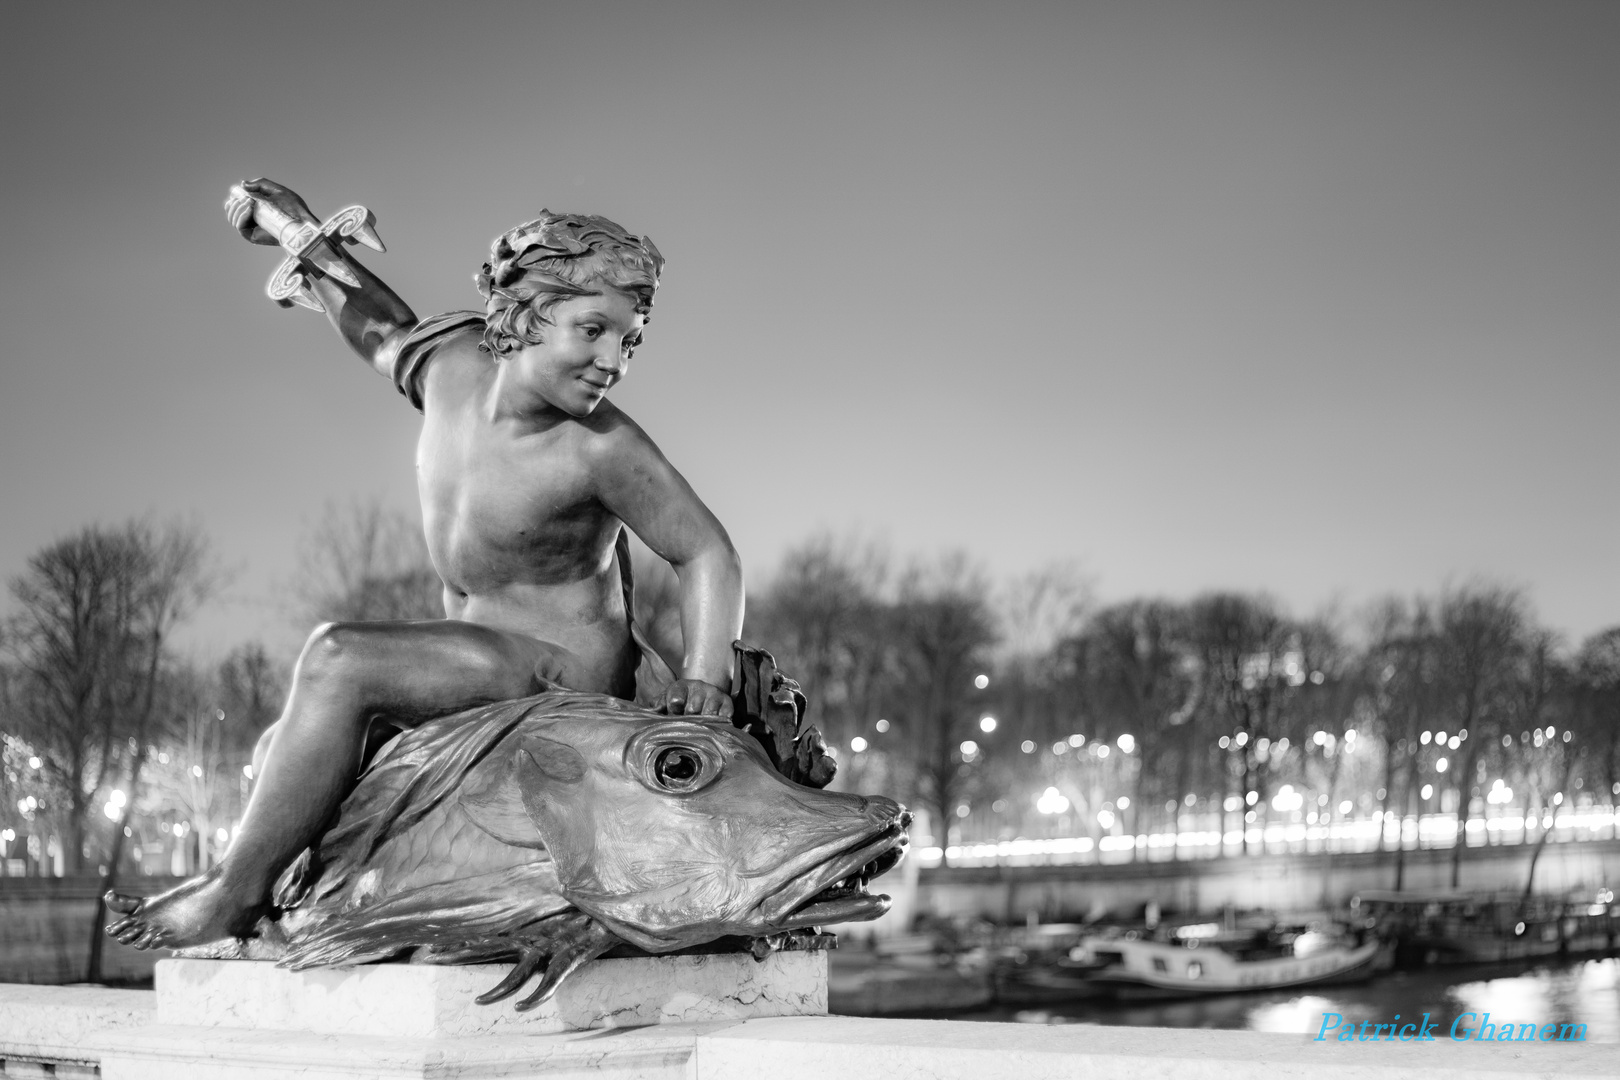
658,678,734,719
225,177,318,246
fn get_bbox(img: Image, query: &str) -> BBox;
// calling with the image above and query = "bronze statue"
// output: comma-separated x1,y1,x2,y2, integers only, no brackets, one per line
105,180,861,969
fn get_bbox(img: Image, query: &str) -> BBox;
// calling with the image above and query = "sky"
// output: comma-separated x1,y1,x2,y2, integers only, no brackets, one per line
1,1,1615,659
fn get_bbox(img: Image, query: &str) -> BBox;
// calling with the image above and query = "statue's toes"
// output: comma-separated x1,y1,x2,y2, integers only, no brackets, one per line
105,891,142,915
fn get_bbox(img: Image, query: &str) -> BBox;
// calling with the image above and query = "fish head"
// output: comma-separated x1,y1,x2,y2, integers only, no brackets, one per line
507,705,908,952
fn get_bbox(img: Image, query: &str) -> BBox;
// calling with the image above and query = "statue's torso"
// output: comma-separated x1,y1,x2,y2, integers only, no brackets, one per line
413,342,639,697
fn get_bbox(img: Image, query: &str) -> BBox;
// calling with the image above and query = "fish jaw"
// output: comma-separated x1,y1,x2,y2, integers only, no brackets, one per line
569,808,911,951
755,812,910,928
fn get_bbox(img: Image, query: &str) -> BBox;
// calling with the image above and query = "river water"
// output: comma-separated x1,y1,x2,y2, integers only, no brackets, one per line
960,957,1620,1042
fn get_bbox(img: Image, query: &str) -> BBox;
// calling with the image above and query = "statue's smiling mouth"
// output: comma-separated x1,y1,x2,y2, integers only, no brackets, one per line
763,812,911,926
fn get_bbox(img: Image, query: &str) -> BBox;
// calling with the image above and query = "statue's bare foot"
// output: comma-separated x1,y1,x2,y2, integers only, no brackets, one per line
105,870,266,950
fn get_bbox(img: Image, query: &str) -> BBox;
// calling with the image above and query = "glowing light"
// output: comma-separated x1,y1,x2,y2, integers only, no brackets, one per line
172,823,185,838
1448,737,1460,750
1339,801,1353,815
875,719,890,733
1435,757,1449,773
1271,786,1304,812
1245,790,1259,806
1052,741,1068,755
191,765,203,778
959,740,978,757
955,804,971,818
27,756,41,770
1421,731,1432,745
1068,733,1085,747
850,737,868,753
979,715,997,733
1096,744,1110,759
1117,734,1136,754
215,828,229,843
1343,729,1357,742
1036,787,1070,814
1218,736,1230,749
1116,796,1130,810
1421,784,1434,800
1234,732,1249,747
0,829,13,842
158,752,169,765
1021,740,1035,753
243,764,254,779
110,789,126,807
1224,796,1242,812
103,803,121,820
973,674,990,690
1097,809,1116,829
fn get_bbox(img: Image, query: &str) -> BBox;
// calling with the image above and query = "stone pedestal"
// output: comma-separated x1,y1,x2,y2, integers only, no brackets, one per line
92,952,827,1079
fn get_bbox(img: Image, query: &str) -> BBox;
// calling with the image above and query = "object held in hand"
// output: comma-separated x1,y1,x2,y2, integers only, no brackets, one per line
224,183,386,312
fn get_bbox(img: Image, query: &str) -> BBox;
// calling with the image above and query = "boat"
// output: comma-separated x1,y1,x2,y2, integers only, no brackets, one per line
1353,888,1619,967
1070,923,1389,1001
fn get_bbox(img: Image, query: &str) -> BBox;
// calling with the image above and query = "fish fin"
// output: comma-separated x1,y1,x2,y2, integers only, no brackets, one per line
515,913,619,1010
458,752,548,849
282,864,570,969
519,733,586,783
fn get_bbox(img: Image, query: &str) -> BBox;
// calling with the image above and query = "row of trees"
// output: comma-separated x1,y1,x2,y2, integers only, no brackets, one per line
740,537,1620,881
4,513,1617,898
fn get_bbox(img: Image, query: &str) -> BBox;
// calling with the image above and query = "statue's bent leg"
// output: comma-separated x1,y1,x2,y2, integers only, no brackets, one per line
107,619,564,950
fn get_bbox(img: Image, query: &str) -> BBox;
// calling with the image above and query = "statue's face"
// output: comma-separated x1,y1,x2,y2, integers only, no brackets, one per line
509,286,646,417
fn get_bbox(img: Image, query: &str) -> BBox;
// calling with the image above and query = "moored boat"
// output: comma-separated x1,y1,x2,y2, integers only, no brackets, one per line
1353,888,1619,967
1072,925,1389,1001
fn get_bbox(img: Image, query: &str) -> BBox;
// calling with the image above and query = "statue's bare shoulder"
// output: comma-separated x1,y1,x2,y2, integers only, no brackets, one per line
417,325,496,412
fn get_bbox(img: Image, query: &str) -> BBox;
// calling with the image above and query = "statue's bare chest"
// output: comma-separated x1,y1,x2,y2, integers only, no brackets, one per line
415,412,611,589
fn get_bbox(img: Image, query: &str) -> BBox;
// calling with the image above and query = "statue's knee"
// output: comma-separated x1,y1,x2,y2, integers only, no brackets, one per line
299,621,375,677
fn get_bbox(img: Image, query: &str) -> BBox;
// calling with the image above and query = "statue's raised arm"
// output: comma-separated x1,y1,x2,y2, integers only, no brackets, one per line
224,178,419,381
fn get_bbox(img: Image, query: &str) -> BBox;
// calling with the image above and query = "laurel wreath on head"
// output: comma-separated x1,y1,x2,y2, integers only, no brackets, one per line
474,213,665,316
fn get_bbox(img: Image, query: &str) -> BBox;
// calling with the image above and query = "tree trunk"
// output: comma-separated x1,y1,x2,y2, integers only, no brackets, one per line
1448,747,1478,888
87,744,147,983
1521,757,1577,904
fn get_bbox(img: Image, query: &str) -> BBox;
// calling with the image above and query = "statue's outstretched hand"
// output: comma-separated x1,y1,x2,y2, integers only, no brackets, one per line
225,178,317,245
658,678,734,718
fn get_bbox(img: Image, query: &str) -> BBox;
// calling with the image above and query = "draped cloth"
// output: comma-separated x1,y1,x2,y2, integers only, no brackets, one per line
388,310,677,705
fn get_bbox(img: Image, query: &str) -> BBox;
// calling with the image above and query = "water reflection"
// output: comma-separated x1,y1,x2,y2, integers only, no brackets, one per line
965,958,1620,1043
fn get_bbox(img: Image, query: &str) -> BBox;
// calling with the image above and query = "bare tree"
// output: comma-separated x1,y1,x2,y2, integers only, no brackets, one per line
1185,593,1305,854
1571,627,1620,839
883,554,999,862
1433,583,1532,887
1,520,215,981
293,499,441,625
1052,600,1197,858
745,534,893,752
3,521,214,874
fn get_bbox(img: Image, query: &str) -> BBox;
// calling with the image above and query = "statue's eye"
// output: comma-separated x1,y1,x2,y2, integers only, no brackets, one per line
654,746,705,791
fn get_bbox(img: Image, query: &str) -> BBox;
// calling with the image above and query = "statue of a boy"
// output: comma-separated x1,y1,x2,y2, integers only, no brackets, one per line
110,179,744,949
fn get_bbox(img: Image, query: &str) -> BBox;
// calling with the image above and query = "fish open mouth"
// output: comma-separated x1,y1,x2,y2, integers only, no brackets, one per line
765,811,911,927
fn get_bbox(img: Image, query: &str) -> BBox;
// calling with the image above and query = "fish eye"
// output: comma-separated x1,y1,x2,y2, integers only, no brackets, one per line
654,746,706,791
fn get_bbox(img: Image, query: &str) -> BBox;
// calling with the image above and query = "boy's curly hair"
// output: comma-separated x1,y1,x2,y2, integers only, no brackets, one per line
474,212,664,357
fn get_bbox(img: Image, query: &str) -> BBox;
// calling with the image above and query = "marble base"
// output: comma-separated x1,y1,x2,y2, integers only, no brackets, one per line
86,953,826,1079
156,952,826,1037
94,1024,699,1080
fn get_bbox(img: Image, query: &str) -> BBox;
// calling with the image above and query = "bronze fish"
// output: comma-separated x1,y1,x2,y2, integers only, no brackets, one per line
193,688,908,1010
